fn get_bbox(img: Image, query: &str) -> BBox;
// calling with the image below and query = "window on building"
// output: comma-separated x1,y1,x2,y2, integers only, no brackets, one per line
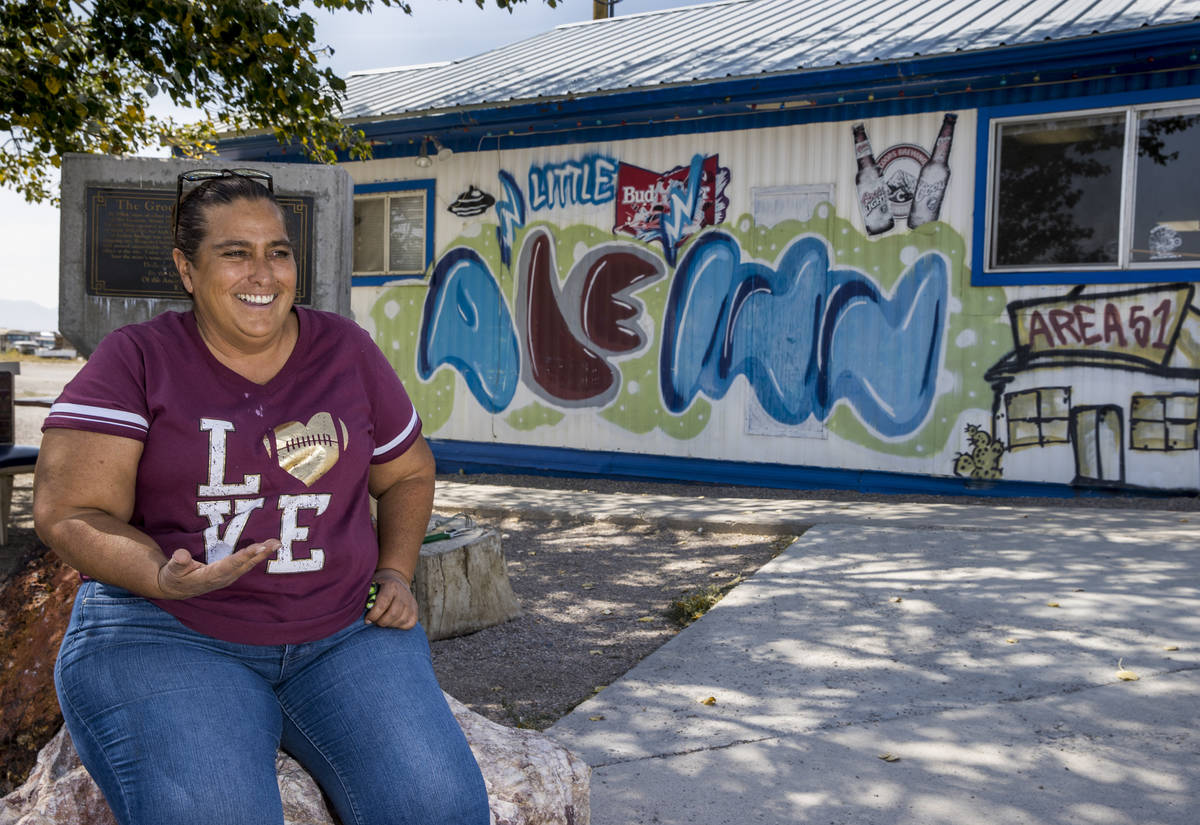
352,181,434,284
1129,393,1199,451
1005,387,1071,448
983,100,1200,282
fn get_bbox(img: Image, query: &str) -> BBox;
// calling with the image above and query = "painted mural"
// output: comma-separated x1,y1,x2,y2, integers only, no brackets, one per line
359,109,1200,491
981,284,1200,488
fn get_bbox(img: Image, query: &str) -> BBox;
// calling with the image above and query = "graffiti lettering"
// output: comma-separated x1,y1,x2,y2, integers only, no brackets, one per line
495,170,526,267
1129,305,1151,348
1102,303,1127,346
661,155,705,262
1026,311,1052,349
1027,300,1174,352
528,155,618,211
1048,308,1079,345
515,229,664,406
614,155,730,267
661,232,947,436
1075,304,1102,346
1152,299,1172,348
421,233,664,410
418,248,520,413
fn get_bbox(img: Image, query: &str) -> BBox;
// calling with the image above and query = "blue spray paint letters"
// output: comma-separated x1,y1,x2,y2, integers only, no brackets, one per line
661,233,947,436
495,170,526,267
659,154,705,267
418,248,520,413
528,155,619,211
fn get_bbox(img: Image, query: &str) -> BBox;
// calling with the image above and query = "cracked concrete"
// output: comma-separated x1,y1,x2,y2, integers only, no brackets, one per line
435,482,1199,825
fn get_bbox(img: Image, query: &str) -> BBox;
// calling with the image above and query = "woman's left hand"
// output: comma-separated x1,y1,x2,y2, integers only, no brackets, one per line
365,567,418,629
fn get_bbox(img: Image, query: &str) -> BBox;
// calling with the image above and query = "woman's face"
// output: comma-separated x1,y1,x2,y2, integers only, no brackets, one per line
173,197,296,354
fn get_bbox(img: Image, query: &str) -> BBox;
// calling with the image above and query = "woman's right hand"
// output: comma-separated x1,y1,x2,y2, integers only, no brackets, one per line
156,540,281,599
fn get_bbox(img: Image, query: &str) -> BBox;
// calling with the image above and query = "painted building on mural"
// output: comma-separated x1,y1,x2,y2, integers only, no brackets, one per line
220,0,1200,495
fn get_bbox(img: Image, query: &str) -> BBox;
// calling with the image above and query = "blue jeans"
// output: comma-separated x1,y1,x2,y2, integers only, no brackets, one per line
54,581,489,825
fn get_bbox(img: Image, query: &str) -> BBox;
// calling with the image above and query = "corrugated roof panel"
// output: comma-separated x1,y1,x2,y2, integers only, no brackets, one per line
339,0,1200,120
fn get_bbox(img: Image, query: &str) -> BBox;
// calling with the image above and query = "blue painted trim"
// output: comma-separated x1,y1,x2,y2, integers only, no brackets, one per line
427,439,1190,500
971,82,1200,287
978,81,1200,121
351,274,426,286
351,179,435,285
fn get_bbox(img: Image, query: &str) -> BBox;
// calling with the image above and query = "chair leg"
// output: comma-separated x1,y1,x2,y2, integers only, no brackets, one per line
0,474,11,546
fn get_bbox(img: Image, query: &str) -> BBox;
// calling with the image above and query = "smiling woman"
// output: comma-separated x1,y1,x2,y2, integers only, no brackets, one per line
172,174,299,382
31,171,490,825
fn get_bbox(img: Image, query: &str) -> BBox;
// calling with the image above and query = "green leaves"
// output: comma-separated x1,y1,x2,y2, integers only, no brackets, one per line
1,0,547,204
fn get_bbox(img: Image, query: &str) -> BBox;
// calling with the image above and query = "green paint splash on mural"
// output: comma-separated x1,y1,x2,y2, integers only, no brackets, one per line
369,285,456,433
506,402,564,430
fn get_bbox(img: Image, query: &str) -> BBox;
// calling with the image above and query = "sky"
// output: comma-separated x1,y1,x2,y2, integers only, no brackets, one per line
0,0,703,324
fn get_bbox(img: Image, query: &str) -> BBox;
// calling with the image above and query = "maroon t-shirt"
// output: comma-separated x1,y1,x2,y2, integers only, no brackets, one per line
44,307,423,645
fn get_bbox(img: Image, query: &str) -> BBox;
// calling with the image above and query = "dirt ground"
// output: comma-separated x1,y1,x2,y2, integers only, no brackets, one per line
428,514,793,729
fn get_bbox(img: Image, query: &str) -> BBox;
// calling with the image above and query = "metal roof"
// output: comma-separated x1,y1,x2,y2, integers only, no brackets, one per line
339,0,1200,120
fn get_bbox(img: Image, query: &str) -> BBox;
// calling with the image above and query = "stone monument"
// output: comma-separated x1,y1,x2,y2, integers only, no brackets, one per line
58,154,353,356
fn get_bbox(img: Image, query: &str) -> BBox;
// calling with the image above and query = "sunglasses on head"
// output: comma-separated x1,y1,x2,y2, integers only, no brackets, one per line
173,168,274,235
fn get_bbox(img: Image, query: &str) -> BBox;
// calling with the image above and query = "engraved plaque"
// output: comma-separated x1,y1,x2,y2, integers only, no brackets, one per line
84,186,315,304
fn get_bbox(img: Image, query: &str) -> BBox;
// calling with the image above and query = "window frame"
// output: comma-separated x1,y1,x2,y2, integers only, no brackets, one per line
351,179,436,285
973,85,1200,286
1004,386,1072,450
1129,392,1199,452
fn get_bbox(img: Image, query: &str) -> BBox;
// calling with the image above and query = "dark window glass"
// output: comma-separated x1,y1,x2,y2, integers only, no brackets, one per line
353,198,385,272
992,114,1125,268
1132,110,1200,264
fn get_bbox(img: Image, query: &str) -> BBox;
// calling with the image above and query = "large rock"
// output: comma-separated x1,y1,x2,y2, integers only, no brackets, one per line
0,695,590,825
446,693,589,825
0,550,79,793
0,728,330,825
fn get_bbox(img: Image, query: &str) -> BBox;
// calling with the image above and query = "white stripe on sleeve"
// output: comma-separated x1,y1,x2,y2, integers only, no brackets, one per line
47,402,150,434
372,409,419,457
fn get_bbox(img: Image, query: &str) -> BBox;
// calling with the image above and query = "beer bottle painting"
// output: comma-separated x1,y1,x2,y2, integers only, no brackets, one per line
852,123,894,235
908,113,958,229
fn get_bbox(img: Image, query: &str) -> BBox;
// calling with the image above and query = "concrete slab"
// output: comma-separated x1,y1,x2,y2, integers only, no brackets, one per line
585,671,1198,825
547,523,1199,824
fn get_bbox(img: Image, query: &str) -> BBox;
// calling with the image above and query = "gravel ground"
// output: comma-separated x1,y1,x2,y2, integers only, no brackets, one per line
429,513,794,730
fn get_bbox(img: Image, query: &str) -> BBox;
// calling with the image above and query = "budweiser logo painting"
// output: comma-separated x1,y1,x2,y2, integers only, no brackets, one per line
614,154,730,264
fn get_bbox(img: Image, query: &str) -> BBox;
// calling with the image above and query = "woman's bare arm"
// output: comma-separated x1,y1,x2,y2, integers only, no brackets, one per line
365,435,436,628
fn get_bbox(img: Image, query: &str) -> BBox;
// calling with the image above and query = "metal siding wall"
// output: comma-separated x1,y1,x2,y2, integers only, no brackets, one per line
347,99,1200,492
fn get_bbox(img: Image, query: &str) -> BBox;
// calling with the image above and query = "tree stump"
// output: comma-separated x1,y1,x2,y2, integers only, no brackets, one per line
415,527,522,641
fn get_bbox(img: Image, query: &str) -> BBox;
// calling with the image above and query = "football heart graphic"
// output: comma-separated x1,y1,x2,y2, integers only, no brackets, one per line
263,412,349,486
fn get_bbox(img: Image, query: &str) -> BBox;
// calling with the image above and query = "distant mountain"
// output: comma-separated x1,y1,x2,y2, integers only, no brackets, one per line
0,299,58,332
